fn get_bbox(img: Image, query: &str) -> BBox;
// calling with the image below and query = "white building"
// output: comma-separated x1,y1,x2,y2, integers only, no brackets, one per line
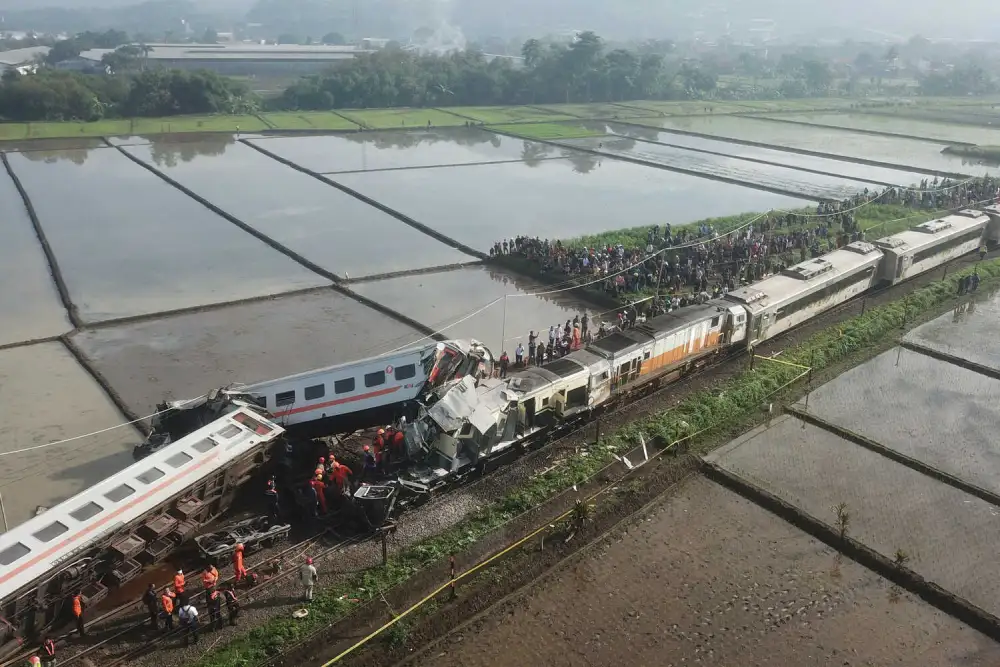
0,45,50,75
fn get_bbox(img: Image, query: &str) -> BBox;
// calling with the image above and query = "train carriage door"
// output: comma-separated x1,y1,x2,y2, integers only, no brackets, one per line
522,398,536,430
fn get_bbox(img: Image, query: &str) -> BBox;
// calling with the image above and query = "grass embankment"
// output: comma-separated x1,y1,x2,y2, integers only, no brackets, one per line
488,121,604,141
192,257,1000,667
258,112,360,131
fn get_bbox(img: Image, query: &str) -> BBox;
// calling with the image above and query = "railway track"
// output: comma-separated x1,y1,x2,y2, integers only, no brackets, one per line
17,244,993,667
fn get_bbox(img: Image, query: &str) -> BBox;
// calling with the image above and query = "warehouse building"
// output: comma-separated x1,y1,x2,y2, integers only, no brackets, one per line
78,43,372,76
0,45,50,75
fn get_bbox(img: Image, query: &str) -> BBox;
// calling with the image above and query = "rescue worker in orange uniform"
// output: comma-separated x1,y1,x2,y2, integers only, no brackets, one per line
173,570,186,596
391,427,405,462
233,544,247,584
310,474,328,514
331,460,352,496
160,588,176,631
71,592,85,637
314,457,326,480
202,564,218,592
372,429,386,472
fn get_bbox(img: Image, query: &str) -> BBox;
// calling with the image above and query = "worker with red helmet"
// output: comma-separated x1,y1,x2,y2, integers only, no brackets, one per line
392,426,405,459
314,456,326,480
331,460,353,496
299,556,318,602
373,429,386,472
173,570,186,596
233,544,247,584
310,474,328,515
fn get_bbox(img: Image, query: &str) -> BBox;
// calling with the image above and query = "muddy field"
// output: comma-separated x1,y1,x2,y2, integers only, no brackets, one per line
331,157,810,253
350,265,599,355
247,129,548,174
418,477,1000,667
69,288,426,418
0,168,71,345
795,346,1000,495
708,415,1000,620
5,147,327,322
562,135,885,199
905,290,1000,373
0,342,142,525
627,115,984,175
122,141,475,279
591,121,931,185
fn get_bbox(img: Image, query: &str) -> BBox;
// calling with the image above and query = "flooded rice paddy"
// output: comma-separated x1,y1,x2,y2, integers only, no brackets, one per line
248,128,548,173
0,168,71,345
595,121,931,185
123,141,473,278
905,291,1000,373
332,157,810,253
561,134,876,199
796,347,1000,495
350,266,599,355
70,289,425,418
6,147,327,322
0,342,142,526
709,414,1000,619
626,115,991,175
770,112,1000,147
428,475,1000,667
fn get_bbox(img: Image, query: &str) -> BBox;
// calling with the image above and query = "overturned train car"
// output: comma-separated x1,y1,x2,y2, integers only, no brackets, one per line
0,406,284,657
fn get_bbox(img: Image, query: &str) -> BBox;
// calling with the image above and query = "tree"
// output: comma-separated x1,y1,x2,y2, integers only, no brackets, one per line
801,60,833,93
276,34,301,45
853,51,876,74
201,28,218,44
321,32,345,45
521,38,543,69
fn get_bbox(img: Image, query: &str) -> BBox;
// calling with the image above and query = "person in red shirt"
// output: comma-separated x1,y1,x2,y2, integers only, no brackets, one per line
233,544,247,584
310,475,328,514
331,461,352,496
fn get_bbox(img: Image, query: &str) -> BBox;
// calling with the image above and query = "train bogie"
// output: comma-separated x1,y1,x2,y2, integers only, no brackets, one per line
726,241,883,347
874,210,988,285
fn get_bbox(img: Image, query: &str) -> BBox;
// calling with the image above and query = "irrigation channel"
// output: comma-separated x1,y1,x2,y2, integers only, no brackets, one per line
27,244,994,667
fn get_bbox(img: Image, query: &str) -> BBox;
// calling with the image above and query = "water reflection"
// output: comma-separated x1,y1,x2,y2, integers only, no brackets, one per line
145,134,235,168
15,139,107,164
8,134,237,167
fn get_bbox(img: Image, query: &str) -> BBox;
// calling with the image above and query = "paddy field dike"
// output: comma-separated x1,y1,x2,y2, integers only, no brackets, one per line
4,96,1000,665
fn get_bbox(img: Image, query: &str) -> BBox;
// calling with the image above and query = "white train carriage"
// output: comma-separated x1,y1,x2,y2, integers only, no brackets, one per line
0,407,284,647
725,241,883,347
234,340,489,437
874,210,989,285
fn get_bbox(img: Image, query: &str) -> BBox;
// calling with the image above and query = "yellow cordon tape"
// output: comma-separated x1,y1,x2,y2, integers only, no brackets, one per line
322,366,811,665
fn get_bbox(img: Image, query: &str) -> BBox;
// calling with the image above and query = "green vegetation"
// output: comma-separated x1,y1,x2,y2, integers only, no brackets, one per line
490,122,604,141
535,103,654,119
258,111,359,130
336,107,467,129
0,114,270,139
437,106,573,124
191,253,1000,667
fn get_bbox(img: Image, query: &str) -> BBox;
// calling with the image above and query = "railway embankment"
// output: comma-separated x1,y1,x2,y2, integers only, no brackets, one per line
178,252,1000,667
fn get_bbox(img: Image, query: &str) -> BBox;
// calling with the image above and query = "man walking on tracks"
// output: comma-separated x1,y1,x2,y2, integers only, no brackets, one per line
71,592,85,638
223,585,240,627
233,543,248,585
160,588,175,631
178,600,200,645
143,583,159,630
299,556,318,602
207,590,223,631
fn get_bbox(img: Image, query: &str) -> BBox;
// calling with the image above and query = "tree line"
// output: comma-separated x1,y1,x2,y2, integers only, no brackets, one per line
0,29,997,123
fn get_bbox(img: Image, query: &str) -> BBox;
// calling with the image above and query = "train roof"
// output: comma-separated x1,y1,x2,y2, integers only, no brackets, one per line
724,241,883,314
637,302,725,336
587,328,655,358
874,210,988,254
0,406,284,603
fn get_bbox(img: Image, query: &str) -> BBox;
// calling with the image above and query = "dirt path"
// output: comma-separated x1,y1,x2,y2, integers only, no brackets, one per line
411,477,1000,667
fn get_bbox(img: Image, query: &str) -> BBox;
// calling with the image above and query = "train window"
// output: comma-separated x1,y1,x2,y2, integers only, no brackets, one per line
737,314,745,323
394,364,416,381
104,484,135,502
231,412,273,435
217,425,242,439
136,468,166,485
911,230,982,264
775,268,875,321
0,543,29,566
334,377,355,394
192,438,217,453
257,396,267,408
33,521,69,543
70,502,103,522
643,351,651,360
305,384,325,400
711,316,720,327
166,452,194,468
275,390,295,407
365,371,386,388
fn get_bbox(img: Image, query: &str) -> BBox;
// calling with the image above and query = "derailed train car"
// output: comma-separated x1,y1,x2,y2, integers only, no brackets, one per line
0,406,284,657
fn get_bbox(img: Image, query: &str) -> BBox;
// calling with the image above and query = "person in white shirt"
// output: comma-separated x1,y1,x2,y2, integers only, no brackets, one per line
300,557,318,602
178,602,199,645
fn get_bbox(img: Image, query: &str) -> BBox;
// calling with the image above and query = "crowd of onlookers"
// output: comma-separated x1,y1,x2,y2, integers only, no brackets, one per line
491,177,1000,317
